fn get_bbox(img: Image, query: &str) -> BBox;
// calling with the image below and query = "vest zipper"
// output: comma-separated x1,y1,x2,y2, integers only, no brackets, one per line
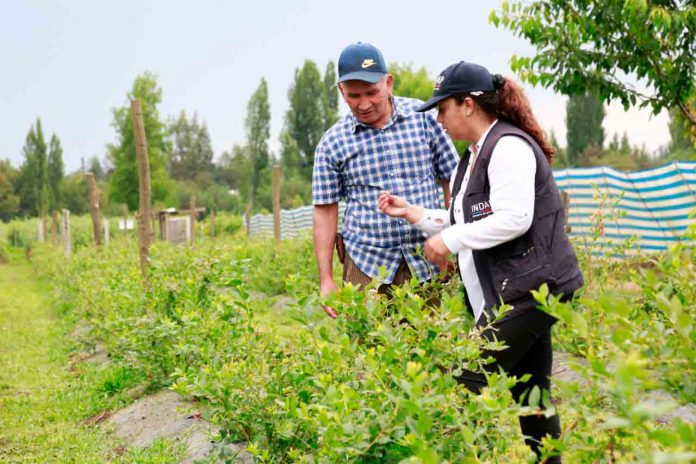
500,263,545,294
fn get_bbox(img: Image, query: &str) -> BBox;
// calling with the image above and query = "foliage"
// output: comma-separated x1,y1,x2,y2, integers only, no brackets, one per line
532,224,696,462
167,110,214,181
216,145,253,204
107,72,175,211
283,60,328,179
204,212,244,237
62,172,89,215
87,155,107,181
491,0,696,127
669,106,696,151
566,92,605,165
16,118,49,217
0,257,187,463
246,79,272,195
36,226,696,462
173,181,243,214
390,62,467,156
322,61,339,130
47,134,65,211
390,63,434,102
578,139,652,171
0,159,20,222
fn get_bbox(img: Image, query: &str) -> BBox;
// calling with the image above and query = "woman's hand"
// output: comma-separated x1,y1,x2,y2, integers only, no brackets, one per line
378,191,423,223
378,191,408,217
425,234,451,267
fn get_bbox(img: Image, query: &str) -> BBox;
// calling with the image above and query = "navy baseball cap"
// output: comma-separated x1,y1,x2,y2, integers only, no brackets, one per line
337,42,388,84
417,61,495,112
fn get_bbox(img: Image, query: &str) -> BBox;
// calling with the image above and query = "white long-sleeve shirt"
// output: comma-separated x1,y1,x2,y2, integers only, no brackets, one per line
414,120,537,321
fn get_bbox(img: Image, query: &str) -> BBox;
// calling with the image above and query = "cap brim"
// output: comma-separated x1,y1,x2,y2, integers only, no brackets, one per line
416,93,451,112
337,71,386,84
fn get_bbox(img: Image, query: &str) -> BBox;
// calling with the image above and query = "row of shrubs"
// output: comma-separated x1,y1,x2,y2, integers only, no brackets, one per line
36,225,695,463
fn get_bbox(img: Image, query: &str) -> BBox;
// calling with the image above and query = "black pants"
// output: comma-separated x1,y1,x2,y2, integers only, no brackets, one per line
455,305,562,462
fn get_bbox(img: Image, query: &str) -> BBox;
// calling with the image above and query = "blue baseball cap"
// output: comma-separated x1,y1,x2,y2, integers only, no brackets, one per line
337,42,388,84
417,61,495,112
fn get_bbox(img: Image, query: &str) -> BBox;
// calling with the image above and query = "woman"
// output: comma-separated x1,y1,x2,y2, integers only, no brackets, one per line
378,61,583,462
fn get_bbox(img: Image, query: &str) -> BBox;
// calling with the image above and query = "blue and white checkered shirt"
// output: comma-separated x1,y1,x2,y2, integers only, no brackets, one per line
312,96,459,283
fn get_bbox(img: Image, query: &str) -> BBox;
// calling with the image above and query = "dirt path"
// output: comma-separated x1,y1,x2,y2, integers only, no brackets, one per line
0,256,183,463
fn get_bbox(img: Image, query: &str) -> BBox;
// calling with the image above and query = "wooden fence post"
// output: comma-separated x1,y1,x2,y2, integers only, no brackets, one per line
131,99,152,284
273,164,281,242
103,217,110,245
61,209,71,257
561,190,572,233
51,210,59,245
189,194,197,245
85,172,103,246
122,205,129,240
37,219,45,242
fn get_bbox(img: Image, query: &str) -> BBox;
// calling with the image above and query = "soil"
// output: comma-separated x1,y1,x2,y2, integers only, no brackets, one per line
106,390,253,463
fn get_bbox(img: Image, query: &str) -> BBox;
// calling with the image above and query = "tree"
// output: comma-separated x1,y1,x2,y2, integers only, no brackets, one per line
669,108,696,152
87,156,106,181
47,134,64,211
566,93,605,165
548,129,569,167
216,145,253,203
283,61,326,178
323,61,339,130
62,171,88,215
389,62,469,155
491,1,696,127
0,160,20,222
107,72,174,211
245,79,271,193
16,118,49,217
168,111,214,182
390,63,434,102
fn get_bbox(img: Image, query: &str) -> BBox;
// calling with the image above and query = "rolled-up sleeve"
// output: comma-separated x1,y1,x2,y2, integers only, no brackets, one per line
413,207,451,236
424,112,459,181
312,144,343,205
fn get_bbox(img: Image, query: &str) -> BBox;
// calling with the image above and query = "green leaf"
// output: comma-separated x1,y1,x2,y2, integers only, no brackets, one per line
528,385,541,408
489,10,500,27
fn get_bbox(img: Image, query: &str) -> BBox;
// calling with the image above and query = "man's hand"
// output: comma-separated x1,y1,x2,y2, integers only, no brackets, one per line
425,234,452,268
320,279,338,318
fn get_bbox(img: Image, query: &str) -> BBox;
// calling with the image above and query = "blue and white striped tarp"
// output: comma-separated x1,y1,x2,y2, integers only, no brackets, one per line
556,161,695,253
250,161,696,254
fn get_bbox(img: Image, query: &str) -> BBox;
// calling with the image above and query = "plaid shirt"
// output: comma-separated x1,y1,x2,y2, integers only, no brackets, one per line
312,96,459,283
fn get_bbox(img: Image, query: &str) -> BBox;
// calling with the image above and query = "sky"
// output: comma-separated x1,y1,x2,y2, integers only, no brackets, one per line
1,0,670,173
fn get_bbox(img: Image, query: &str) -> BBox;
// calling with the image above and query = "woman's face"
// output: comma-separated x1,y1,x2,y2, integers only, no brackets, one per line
436,97,472,141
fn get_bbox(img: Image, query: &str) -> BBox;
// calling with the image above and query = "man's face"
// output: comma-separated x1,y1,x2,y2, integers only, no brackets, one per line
339,75,394,127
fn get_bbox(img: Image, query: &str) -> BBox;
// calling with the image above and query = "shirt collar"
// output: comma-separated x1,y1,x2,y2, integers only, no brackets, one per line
348,96,405,133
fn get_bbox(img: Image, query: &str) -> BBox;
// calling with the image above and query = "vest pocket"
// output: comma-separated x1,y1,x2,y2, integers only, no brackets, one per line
492,256,553,304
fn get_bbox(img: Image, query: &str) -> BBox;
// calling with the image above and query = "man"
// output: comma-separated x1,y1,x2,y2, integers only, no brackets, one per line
312,42,459,317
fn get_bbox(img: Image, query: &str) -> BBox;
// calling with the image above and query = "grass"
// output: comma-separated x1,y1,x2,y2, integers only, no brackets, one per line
0,250,185,463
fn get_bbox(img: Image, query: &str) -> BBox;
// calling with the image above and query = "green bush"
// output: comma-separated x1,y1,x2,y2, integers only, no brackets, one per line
37,229,695,463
